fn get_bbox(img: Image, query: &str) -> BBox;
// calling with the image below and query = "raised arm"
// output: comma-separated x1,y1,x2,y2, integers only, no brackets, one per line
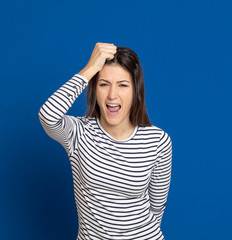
148,131,172,224
79,42,117,81
38,43,117,156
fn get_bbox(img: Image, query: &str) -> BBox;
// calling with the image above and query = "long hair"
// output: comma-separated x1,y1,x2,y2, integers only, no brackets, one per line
85,46,152,127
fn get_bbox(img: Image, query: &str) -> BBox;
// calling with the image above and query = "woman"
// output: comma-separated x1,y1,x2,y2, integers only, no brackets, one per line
39,43,172,240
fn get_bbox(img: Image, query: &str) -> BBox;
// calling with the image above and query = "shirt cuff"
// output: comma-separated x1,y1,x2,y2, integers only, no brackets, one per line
75,74,89,84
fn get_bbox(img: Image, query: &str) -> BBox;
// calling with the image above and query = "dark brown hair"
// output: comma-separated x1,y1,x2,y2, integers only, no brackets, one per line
85,46,152,127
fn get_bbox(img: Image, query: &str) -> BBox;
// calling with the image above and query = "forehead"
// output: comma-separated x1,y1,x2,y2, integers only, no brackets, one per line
98,64,132,82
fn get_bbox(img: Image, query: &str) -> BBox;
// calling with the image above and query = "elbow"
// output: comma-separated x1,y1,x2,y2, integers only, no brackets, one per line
38,105,60,127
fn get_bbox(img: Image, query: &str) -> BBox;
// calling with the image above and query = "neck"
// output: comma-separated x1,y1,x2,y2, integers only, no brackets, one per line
98,118,135,141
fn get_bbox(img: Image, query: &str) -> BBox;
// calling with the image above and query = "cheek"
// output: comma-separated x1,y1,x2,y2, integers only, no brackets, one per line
126,89,134,103
122,90,133,109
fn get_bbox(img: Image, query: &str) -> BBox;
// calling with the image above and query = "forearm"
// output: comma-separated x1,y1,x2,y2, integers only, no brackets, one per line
149,132,172,224
38,74,88,127
78,65,99,82
38,42,117,154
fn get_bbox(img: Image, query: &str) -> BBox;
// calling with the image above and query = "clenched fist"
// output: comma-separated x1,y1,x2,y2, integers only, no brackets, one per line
78,43,117,81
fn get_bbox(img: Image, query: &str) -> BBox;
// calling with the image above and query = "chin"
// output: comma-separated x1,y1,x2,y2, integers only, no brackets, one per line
104,117,121,126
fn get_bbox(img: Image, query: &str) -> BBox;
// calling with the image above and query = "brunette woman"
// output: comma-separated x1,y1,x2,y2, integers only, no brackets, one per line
39,42,172,240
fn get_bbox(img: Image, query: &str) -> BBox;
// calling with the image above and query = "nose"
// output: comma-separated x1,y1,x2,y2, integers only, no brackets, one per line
107,85,117,100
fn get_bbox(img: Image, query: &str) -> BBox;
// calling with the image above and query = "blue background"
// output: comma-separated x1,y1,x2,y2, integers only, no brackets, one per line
1,1,232,239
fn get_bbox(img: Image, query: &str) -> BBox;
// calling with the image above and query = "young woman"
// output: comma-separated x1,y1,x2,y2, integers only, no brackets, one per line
39,43,172,240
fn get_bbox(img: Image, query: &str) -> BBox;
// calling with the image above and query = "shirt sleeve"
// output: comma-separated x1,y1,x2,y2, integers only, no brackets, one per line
148,130,172,224
38,74,88,156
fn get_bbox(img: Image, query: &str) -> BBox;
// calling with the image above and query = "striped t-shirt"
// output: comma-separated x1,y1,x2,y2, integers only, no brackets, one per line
38,74,172,240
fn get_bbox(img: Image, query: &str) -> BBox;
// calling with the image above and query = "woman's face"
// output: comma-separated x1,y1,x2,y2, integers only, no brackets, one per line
96,64,133,129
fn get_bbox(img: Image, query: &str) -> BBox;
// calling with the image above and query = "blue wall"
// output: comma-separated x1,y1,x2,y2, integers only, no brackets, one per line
1,1,232,239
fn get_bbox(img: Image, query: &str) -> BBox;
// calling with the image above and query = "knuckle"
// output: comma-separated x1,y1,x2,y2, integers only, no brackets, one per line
95,42,102,49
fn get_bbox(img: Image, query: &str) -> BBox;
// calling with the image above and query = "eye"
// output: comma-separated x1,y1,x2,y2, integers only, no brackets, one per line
99,83,108,87
119,84,128,87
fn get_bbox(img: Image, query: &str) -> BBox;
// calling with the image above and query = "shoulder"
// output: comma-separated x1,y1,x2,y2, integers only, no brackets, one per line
137,124,171,144
74,116,99,132
74,116,95,125
137,124,166,136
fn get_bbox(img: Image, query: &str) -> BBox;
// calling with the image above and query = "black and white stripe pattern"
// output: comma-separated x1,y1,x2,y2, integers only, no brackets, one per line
38,74,172,240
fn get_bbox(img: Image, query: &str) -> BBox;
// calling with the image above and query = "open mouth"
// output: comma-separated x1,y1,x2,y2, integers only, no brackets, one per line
106,104,121,114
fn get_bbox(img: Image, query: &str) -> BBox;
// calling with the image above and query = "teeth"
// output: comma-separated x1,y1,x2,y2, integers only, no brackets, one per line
107,104,119,107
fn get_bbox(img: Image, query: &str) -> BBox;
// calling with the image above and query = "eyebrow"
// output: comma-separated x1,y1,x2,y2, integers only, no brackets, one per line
98,79,131,83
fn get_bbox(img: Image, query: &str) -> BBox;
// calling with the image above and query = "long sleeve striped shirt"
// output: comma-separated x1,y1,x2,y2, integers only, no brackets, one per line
38,73,172,240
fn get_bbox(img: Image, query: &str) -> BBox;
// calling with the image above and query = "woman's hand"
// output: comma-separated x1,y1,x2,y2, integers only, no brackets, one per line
78,42,117,81
87,42,117,72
